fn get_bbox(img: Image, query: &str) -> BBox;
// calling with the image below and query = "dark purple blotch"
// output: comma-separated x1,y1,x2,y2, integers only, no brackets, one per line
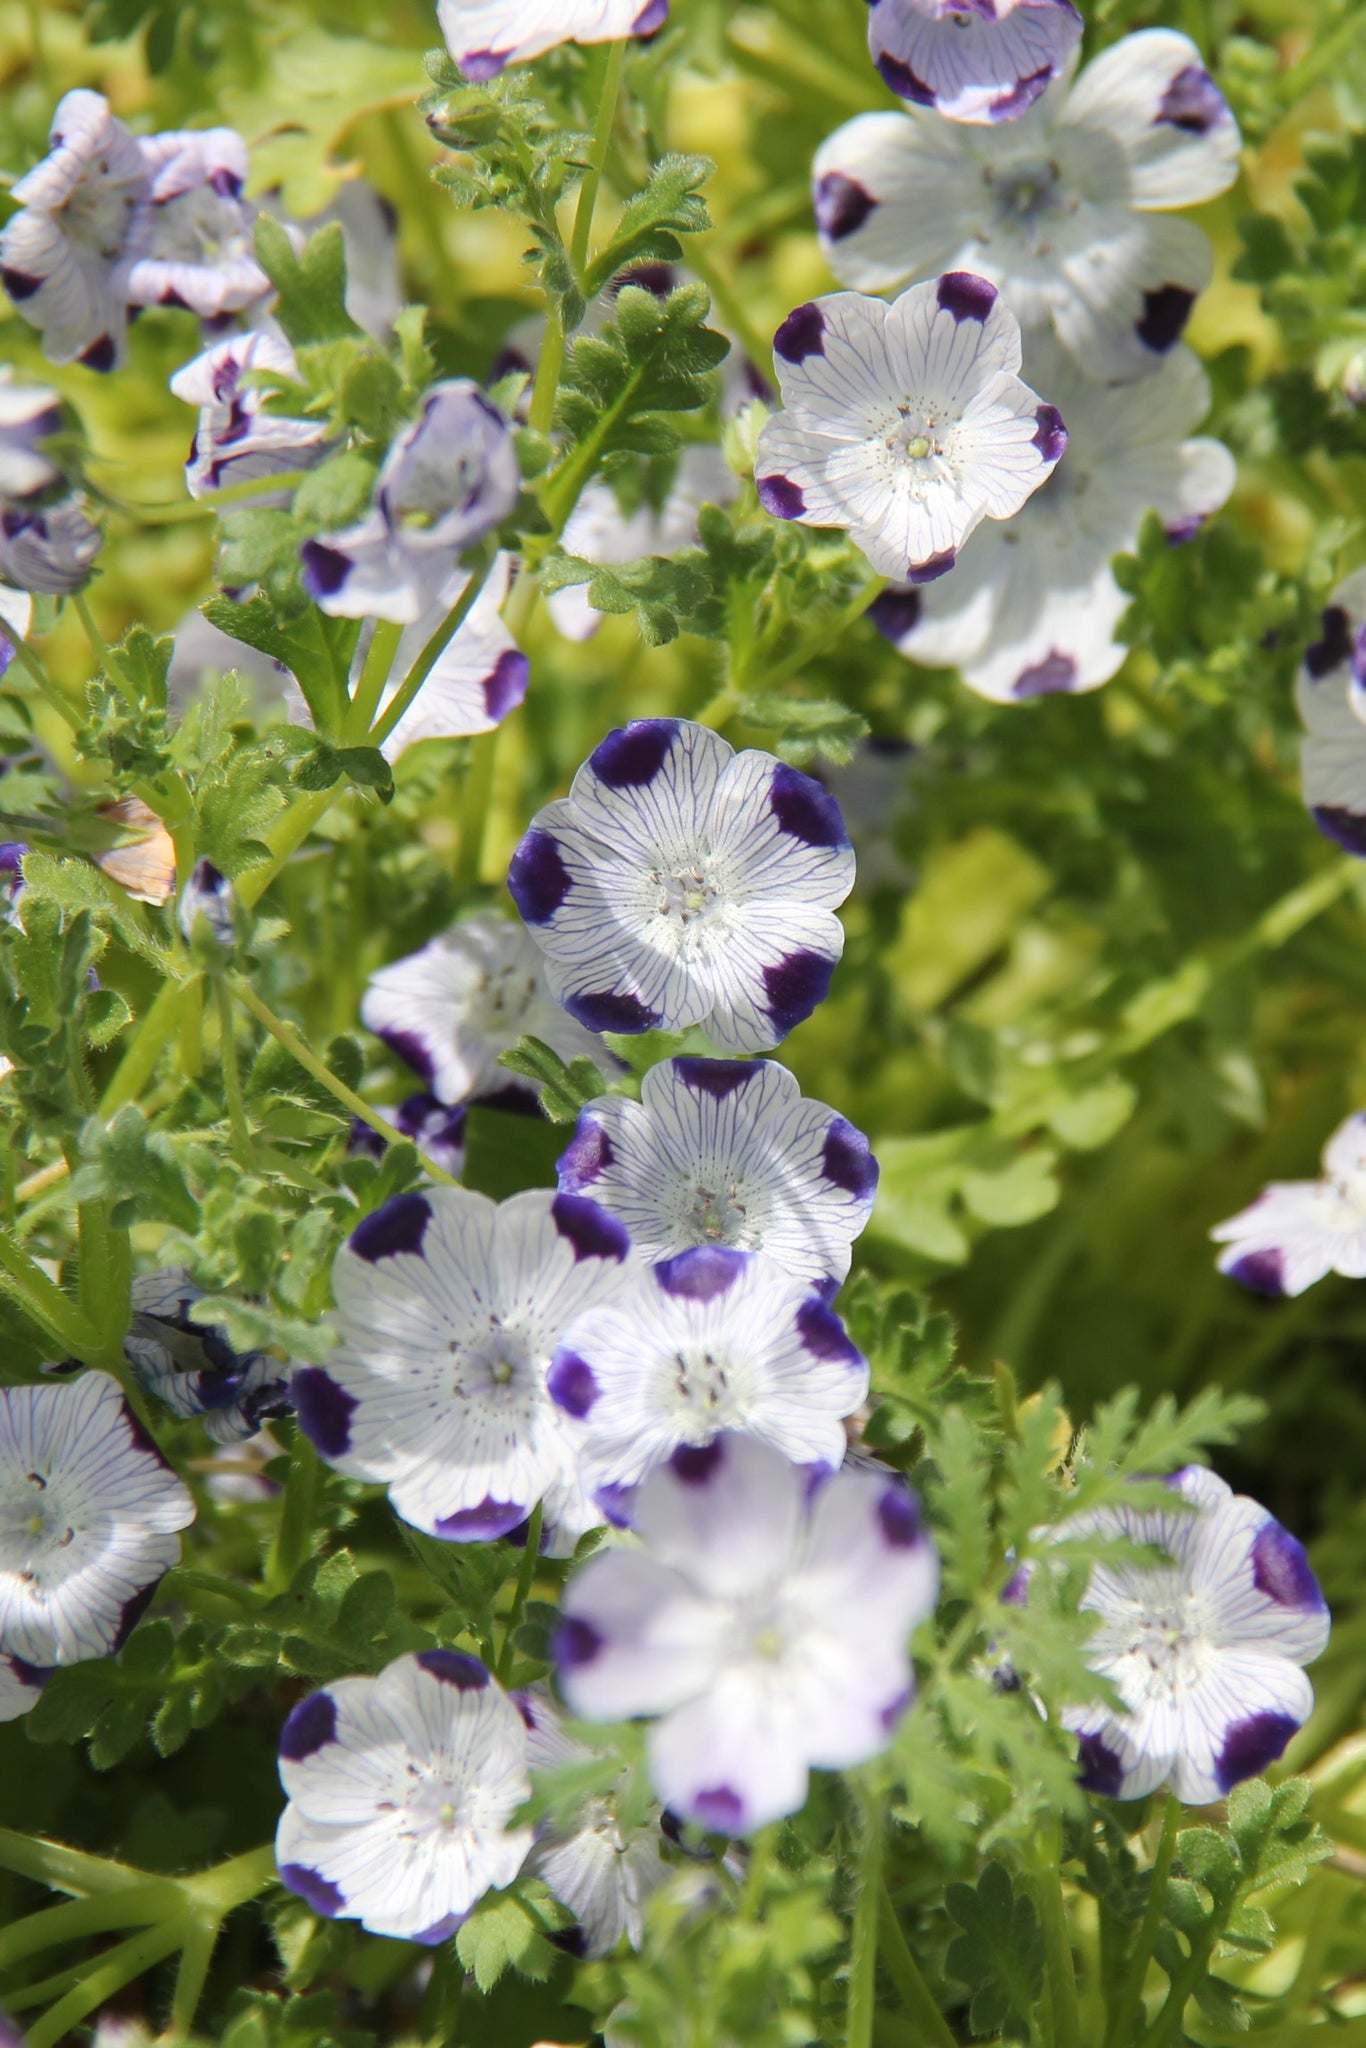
1000,1564,1032,1607
589,718,678,788
814,171,875,242
936,271,998,324
552,1191,631,1263
770,761,850,850
458,48,506,81
876,1482,923,1548
433,1497,526,1541
756,473,807,521
1226,1248,1286,1298
1,267,42,302
907,548,956,586
280,1689,337,1761
111,1581,161,1654
483,648,529,722
868,587,922,643
376,1024,437,1088
821,1117,878,1200
294,1368,359,1458
632,0,669,33
299,540,353,600
1157,64,1226,134
1032,403,1068,465
670,1439,726,1485
554,1613,604,1669
1310,805,1366,858
279,1864,345,1917
1216,1710,1300,1792
548,1350,600,1418
673,1056,756,1099
79,333,116,373
875,53,935,105
1137,285,1195,354
656,1244,747,1301
508,828,572,925
416,1648,490,1689
1076,1730,1125,1797
565,988,662,1033
796,1296,864,1369
762,948,836,1037
557,1117,615,1189
350,1191,431,1263
773,303,826,365
692,1785,745,1832
1251,1520,1326,1612
1166,515,1205,545
879,1685,914,1732
1014,652,1078,698
1304,606,1353,679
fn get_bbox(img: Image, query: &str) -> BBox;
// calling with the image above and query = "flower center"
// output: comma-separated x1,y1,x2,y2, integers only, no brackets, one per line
479,965,538,1032
0,1471,76,1581
659,868,717,923
1104,1576,1212,1706
686,1180,747,1244
663,1343,754,1434
62,175,138,262
458,1321,533,1398
154,187,253,270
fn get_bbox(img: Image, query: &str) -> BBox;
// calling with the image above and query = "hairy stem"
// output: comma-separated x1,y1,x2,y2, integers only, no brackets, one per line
570,38,628,277
496,1500,543,1682
1106,1792,1181,2048
847,1794,885,2048
369,555,492,749
877,1886,958,2048
213,973,255,1168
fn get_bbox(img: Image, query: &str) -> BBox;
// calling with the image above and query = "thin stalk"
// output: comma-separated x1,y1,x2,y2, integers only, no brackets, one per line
98,974,187,1116
184,1842,278,1915
0,1226,101,1358
103,467,318,524
1034,1853,1081,2048
235,786,339,910
369,559,493,749
847,1795,885,2048
1109,1792,1180,2048
496,1500,543,1682
0,618,83,730
71,590,112,677
742,1826,775,1918
213,974,255,1168
528,305,567,437
0,1827,150,1897
877,1887,958,2048
170,1919,219,2037
24,1922,185,2048
266,1433,320,1593
571,39,628,276
456,726,501,888
345,618,405,744
0,1882,179,1969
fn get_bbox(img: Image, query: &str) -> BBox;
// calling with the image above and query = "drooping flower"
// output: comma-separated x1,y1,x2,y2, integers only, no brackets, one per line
0,497,102,595
1295,571,1366,856
359,912,613,1108
0,368,64,500
437,0,667,80
372,553,529,758
0,90,149,370
556,1433,939,1833
276,1649,533,1942
814,30,1240,381
517,1687,670,1954
509,720,855,1052
301,382,520,624
1210,1111,1366,1299
557,1057,877,1290
169,334,325,501
0,1371,195,1666
1059,1466,1329,1803
126,128,269,318
177,858,236,951
0,1653,46,1723
123,1269,294,1444
548,448,738,642
755,275,1066,584
294,1187,631,1543
549,1247,868,1507
869,337,1235,700
867,0,1082,125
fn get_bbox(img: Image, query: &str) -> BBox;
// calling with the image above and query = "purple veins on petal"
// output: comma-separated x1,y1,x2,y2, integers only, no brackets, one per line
1031,404,1068,464
1251,1521,1326,1612
906,548,956,585
1136,285,1196,354
508,828,572,924
670,1439,727,1485
814,171,875,242
672,1057,755,1098
1226,1247,1287,1297
557,1118,615,1188
762,948,835,1036
280,1690,337,1760
655,1244,748,1301
795,1296,863,1367
1076,1730,1125,1797
773,303,826,365
1305,606,1353,679
876,1483,923,1548
1216,1709,1300,1792
294,1368,359,1457
415,1648,490,1689
349,1191,432,1263
433,1497,527,1541
936,271,998,323
769,762,850,850
565,988,661,1033
868,587,921,641
1157,64,1226,134
756,473,806,520
548,1350,600,1418
555,1614,604,1668
588,719,677,788
280,1863,346,1917
821,1117,878,1199
692,1785,745,1833
1014,652,1078,698
483,648,529,721
1310,805,1366,857
299,539,353,600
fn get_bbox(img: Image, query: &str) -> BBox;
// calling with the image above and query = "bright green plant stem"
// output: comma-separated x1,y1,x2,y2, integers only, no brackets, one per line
496,1498,543,1681
213,972,255,1168
99,974,190,1115
457,725,501,887
267,1431,320,1592
235,786,340,909
570,39,627,277
0,1223,103,1360
345,618,405,743
0,618,83,731
109,466,319,524
877,1885,958,2048
1033,1835,1082,2048
847,1793,886,2048
1106,1791,1182,2048
368,554,492,749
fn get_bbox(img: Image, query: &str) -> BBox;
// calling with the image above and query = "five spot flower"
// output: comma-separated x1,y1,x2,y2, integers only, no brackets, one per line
1295,570,1366,857
437,0,667,80
867,0,1082,126
1211,1111,1366,1300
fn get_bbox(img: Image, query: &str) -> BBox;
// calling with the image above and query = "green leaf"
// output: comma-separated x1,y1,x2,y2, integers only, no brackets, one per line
497,1035,606,1122
24,1660,119,1744
583,153,715,295
456,1891,557,1993
291,449,379,533
292,743,395,804
254,216,362,347
961,1146,1061,1228
944,1862,1044,2043
734,690,869,767
462,1103,570,1197
71,1103,199,1232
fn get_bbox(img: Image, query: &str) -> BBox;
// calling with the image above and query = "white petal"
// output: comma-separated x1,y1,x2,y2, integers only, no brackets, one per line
1060,28,1240,211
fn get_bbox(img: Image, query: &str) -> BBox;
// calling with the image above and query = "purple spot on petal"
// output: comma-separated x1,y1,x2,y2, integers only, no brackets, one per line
548,1350,600,1417
294,1369,358,1457
483,648,528,722
757,472,806,520
796,1296,863,1368
693,1785,745,1832
111,1581,160,1653
1001,1564,1032,1607
773,303,826,365
770,761,850,849
280,1690,337,1761
1,267,42,302
1305,606,1352,679
458,47,506,80
814,171,875,242
78,334,116,373
670,1439,726,1485
557,1117,615,1190
508,828,572,924
1032,403,1068,465
589,719,677,788
1310,805,1366,858
1157,63,1226,134
554,1614,603,1668
1014,652,1077,698
350,1191,431,1263
1226,1248,1286,1297
1216,1710,1300,1792
552,1191,630,1262
612,262,676,299
595,1480,635,1526
280,1863,346,1917
416,1649,490,1689
877,1482,923,1548
868,587,921,642
937,271,997,324
1076,1731,1125,1797
907,548,956,585
821,1117,878,1199
565,988,661,1033
762,949,835,1037
989,65,1053,120
1251,1520,1326,1612
876,53,936,104
433,1497,527,1541
632,0,669,31
1137,285,1195,354
672,1057,755,1099
375,1025,437,1087
1166,515,1205,545
879,1685,914,1733
656,1244,748,1301
300,540,352,601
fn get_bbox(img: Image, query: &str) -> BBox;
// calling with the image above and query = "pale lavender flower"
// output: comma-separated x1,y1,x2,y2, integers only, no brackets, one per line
508,720,854,1053
556,1434,939,1833
1295,571,1366,857
867,0,1081,124
126,128,269,318
169,334,324,501
1211,1111,1366,1299
0,497,102,595
124,1269,293,1445
0,369,64,500
0,1653,46,1723
437,0,667,79
373,553,529,757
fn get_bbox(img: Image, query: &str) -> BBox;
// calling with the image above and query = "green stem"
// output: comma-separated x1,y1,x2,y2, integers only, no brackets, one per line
742,1826,775,1918
235,785,340,910
540,364,645,532
1112,1792,1180,2048
0,617,83,731
24,1922,185,2048
456,726,501,888
103,467,319,524
0,1882,180,1969
345,619,405,744
1034,1845,1081,2048
847,1794,885,2048
213,973,255,1168
877,1886,958,2048
571,39,628,277
528,304,567,438
496,1500,543,1682
0,1226,102,1359
743,571,887,694
98,974,188,1116
0,1827,149,1898
71,590,111,678
266,1433,320,1593
184,1842,278,1915
170,1919,218,2036
369,558,493,750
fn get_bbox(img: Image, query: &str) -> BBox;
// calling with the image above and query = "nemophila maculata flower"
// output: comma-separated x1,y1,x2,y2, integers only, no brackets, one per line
301,381,520,624
360,911,612,1108
1210,1111,1366,1299
0,1371,195,1666
556,1433,938,1833
123,1269,294,1444
517,1687,670,1955
0,89,148,371
1296,570,1366,857
549,1244,870,1509
126,128,268,318
276,1650,533,1943
373,553,529,757
170,335,325,501
437,0,667,80
294,1186,632,1543
1057,1466,1330,1804
0,368,64,501
557,1056,878,1290
755,275,1066,585
177,858,236,951
509,720,855,1053
870,337,1235,700
0,1653,46,1724
867,0,1082,125
0,497,102,596
814,30,1240,382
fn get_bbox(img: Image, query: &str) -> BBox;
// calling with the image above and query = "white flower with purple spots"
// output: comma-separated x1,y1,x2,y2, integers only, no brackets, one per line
393,1094,470,1180
0,369,64,501
814,30,1240,382
0,589,34,675
0,1371,195,1667
755,276,1066,585
556,1433,938,1833
548,1246,869,1509
294,1187,632,1543
169,335,325,502
1295,571,1366,858
1210,1111,1366,1299
373,554,529,758
1059,1466,1329,1804
0,1653,46,1723
360,912,612,1108
0,496,102,596
301,382,520,624
517,1688,670,1954
124,1269,294,1445
549,447,739,642
0,90,149,371
869,337,1235,700
126,128,268,318
557,1057,877,1290
867,0,1081,124
276,1649,533,1943
437,0,666,79
509,720,855,1053
178,859,236,951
